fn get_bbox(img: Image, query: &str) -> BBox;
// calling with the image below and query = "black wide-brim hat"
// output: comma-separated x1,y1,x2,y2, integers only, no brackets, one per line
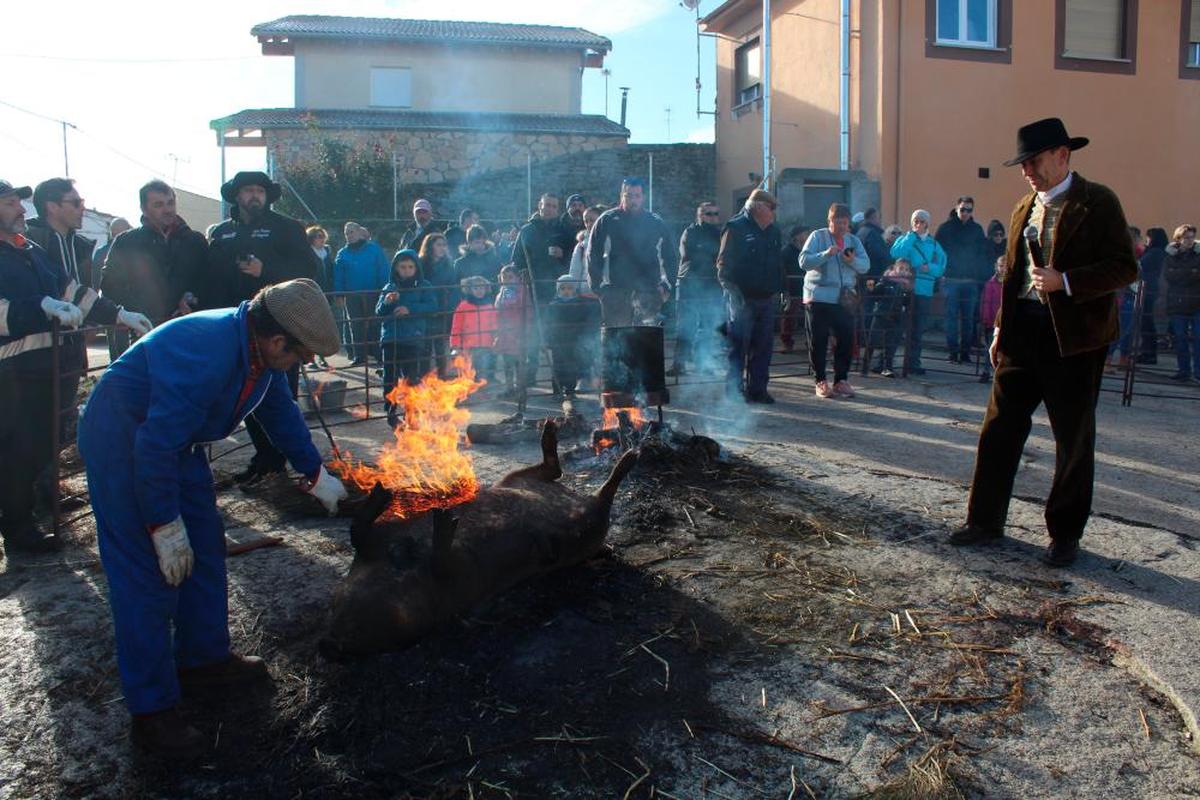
220,171,282,204
1003,117,1089,167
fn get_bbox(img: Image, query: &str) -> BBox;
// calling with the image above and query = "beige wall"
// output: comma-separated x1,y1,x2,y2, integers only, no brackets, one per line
294,40,583,115
174,188,222,234
714,0,1200,232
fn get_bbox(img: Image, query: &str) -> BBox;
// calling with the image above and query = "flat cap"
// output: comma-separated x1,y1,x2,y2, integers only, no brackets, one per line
261,278,341,357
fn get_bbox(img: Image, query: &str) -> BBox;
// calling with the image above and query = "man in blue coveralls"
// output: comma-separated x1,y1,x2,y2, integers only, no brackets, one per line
78,277,348,758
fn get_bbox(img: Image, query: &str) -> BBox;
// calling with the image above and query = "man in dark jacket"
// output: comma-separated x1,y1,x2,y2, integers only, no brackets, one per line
206,171,320,484
514,194,573,304
92,217,131,287
672,201,723,374
936,197,991,363
0,179,149,553
101,180,208,359
399,198,437,254
443,208,478,257
950,118,1138,567
26,177,95,289
858,208,891,278
587,177,678,326
717,189,784,403
560,194,587,237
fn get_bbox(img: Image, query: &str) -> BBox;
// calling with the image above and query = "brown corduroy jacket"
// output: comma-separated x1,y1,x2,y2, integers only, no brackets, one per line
997,173,1138,357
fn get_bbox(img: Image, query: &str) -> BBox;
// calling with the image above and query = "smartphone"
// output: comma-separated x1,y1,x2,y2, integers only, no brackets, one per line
843,247,855,256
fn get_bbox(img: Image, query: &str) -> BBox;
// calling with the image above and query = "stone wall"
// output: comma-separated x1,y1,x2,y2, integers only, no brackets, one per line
268,127,713,231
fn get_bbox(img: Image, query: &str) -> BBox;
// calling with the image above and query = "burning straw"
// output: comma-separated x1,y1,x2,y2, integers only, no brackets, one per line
331,355,483,518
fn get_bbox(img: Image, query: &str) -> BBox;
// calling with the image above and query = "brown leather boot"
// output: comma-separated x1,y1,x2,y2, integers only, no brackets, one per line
178,653,270,691
131,707,206,759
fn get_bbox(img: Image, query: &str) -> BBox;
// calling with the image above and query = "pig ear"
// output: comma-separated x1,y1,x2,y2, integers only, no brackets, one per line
350,482,393,560
538,419,562,481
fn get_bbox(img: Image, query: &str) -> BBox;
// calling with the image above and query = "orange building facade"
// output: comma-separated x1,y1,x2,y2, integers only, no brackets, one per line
703,0,1200,232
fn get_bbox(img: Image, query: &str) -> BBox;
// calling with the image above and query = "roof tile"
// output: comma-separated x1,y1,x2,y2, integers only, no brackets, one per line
252,15,611,51
211,108,629,138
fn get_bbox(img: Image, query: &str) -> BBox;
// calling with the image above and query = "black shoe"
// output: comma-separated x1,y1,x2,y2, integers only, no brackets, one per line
746,391,775,404
131,707,206,760
948,524,1003,546
1041,539,1079,567
179,653,270,692
3,523,63,554
947,354,960,364
909,366,927,376
233,464,284,487
1170,371,1192,382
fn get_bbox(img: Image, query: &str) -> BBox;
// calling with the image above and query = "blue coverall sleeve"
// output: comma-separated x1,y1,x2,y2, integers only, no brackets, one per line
252,373,323,479
134,341,235,528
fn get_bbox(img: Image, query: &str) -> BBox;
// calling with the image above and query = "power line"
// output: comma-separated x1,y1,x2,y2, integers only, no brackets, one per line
6,53,258,64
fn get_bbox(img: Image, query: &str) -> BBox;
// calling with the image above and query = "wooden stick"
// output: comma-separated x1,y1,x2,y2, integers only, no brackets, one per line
1138,707,1151,740
641,644,670,692
622,758,650,800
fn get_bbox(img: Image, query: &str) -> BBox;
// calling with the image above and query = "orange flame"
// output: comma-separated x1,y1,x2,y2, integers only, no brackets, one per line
602,406,646,429
331,355,483,518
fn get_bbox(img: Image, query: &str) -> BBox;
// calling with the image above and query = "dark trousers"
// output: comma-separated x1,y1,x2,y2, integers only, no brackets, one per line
599,286,663,327
967,301,1107,542
345,294,381,362
382,340,427,425
866,292,908,368
906,294,933,369
675,280,726,369
0,369,55,537
728,296,776,395
805,301,854,383
943,280,981,359
1138,290,1158,358
780,296,805,349
245,364,299,472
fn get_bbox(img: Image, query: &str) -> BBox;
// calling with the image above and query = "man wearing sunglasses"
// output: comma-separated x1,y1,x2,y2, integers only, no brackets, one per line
26,177,95,289
78,277,347,758
935,196,991,364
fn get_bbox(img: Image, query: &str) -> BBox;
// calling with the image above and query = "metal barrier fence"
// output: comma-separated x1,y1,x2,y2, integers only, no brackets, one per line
41,276,1197,535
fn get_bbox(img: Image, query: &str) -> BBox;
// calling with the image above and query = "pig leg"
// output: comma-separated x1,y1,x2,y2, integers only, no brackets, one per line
595,450,638,507
350,482,394,562
496,420,563,486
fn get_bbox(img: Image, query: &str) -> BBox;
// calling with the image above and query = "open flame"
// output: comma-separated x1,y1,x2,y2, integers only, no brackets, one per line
332,355,483,518
602,406,645,429
594,406,647,452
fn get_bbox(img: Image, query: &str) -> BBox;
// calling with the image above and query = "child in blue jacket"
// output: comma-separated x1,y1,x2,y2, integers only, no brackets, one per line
377,249,436,428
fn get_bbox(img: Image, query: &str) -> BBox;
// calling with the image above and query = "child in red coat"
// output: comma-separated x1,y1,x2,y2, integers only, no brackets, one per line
979,256,1006,383
450,275,498,382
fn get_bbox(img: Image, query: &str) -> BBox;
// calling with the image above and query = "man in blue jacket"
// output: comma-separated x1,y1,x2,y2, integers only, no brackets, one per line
78,278,347,758
334,221,390,365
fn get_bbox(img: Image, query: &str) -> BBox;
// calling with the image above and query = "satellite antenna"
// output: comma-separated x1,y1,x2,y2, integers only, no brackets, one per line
681,0,700,8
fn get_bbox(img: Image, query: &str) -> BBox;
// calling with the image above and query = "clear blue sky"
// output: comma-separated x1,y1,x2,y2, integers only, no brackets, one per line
3,0,720,221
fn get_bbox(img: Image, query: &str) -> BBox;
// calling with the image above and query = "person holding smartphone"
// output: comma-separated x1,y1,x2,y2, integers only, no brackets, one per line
798,202,870,398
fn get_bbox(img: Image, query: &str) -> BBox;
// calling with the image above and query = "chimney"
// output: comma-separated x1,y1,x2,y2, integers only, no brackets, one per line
619,87,630,129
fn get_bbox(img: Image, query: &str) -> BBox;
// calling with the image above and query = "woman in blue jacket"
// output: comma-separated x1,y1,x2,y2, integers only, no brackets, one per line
889,210,947,374
377,249,437,428
798,202,870,398
77,279,346,758
334,222,391,365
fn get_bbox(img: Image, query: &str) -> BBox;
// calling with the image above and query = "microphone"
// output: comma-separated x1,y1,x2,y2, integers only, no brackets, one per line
1024,224,1045,269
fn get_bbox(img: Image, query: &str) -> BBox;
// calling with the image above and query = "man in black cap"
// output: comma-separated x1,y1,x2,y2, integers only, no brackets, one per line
949,118,1138,567
561,194,587,236
206,171,320,484
0,179,150,553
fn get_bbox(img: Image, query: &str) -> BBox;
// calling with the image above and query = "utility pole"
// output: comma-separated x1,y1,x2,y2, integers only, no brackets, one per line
761,0,773,190
61,121,70,176
166,153,190,185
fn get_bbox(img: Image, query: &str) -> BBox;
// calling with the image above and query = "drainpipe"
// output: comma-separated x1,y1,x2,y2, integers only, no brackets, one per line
762,0,772,190
839,0,851,171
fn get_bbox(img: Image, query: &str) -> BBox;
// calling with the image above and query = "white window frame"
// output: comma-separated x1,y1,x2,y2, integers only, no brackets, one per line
935,0,998,49
369,67,412,109
733,38,763,110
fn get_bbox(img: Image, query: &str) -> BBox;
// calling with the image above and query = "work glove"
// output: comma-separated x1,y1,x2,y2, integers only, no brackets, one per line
41,296,84,328
303,465,348,516
151,516,194,587
117,308,153,336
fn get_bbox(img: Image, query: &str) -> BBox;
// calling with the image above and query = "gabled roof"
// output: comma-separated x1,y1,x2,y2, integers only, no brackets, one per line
210,108,629,139
252,15,611,52
699,0,757,34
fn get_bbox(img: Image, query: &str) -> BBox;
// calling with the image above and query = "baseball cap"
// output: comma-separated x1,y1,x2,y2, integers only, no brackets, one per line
413,198,432,213
0,180,33,200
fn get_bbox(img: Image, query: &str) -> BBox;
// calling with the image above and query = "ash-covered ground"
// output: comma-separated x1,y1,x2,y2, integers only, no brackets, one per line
2,368,1198,799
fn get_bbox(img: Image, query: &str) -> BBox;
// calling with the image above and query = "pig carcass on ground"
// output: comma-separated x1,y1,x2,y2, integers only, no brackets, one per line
320,421,638,659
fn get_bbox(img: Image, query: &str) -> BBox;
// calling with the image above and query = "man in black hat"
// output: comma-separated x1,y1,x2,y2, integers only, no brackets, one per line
949,118,1138,567
206,171,320,484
